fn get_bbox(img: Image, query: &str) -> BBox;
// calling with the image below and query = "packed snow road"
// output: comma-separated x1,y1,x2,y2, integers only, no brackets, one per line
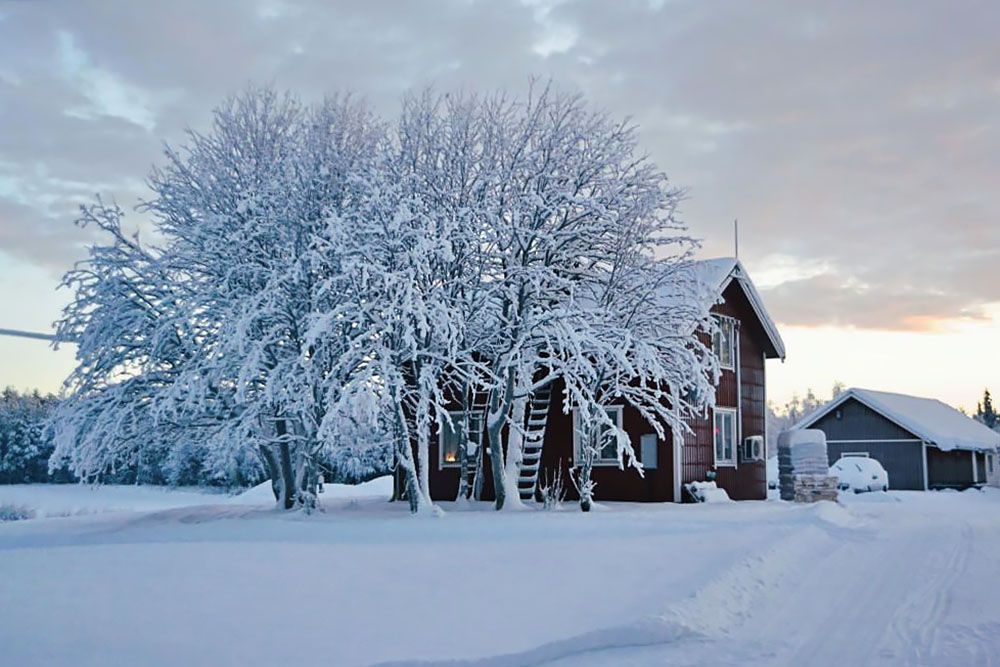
0,483,998,666
541,493,1000,667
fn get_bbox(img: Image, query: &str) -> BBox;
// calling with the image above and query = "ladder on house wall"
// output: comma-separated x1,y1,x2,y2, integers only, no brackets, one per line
460,392,489,500
517,384,553,501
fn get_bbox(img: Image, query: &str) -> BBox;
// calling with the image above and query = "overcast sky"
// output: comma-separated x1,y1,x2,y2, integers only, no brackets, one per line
1,0,998,410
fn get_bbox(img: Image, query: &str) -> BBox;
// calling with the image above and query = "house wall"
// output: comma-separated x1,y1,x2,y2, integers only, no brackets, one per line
808,397,926,490
680,281,767,501
425,380,677,503
423,279,773,504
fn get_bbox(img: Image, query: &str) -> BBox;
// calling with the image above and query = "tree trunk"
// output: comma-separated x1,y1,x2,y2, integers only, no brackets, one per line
395,399,428,513
276,419,296,510
487,361,516,510
259,444,282,503
501,371,530,510
456,381,472,502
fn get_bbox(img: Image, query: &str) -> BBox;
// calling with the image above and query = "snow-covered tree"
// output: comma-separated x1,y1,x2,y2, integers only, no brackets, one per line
53,83,715,513
52,89,387,505
0,388,61,484
765,382,845,455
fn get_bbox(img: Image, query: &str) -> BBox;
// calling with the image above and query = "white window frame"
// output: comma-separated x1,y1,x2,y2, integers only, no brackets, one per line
713,316,737,371
573,406,625,466
438,410,477,469
713,407,738,467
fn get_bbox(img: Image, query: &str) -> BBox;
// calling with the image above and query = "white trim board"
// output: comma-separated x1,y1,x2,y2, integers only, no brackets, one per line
827,439,922,444
713,407,738,468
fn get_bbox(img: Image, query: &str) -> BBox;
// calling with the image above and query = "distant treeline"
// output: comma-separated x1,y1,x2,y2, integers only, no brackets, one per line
0,387,390,487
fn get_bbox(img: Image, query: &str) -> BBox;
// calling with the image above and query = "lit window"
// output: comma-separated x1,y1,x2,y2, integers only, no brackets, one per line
712,317,736,370
573,406,625,465
714,409,737,466
439,411,480,468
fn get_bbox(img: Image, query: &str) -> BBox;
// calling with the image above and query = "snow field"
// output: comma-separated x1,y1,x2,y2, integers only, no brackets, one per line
1,484,998,666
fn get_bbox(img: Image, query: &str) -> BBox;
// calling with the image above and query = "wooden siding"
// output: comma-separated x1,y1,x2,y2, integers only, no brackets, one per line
810,397,919,442
535,379,677,502
827,441,925,490
681,280,767,501
927,447,976,489
425,377,677,503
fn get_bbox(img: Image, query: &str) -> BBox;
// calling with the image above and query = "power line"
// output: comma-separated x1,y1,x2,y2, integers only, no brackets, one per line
0,328,60,342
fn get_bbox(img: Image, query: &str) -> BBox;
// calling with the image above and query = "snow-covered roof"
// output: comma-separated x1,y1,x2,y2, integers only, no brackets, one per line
795,387,1000,453
689,257,786,360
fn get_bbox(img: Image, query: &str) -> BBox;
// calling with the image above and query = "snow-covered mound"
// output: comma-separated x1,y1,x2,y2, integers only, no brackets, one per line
0,484,223,519
229,475,395,506
685,481,732,503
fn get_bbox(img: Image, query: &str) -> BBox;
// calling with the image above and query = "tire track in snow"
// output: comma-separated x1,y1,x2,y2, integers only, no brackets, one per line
889,520,973,664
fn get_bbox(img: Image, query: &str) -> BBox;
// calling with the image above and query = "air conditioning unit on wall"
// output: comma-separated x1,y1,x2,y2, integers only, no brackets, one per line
742,435,764,462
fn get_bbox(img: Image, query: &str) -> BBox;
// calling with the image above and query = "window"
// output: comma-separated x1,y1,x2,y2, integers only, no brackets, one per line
573,406,625,465
712,316,736,370
989,454,994,475
439,411,480,468
713,408,737,466
640,434,658,470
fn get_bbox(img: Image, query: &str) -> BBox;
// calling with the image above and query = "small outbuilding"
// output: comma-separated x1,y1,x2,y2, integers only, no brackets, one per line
794,388,999,491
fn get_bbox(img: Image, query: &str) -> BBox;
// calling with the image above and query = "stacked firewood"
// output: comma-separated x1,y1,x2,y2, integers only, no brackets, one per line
789,474,840,503
777,429,838,503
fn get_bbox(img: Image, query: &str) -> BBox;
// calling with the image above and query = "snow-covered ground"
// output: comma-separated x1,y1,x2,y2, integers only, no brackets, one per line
1,483,998,666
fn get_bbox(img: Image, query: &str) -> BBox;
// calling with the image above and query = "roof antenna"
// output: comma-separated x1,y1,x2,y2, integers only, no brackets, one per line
734,218,739,260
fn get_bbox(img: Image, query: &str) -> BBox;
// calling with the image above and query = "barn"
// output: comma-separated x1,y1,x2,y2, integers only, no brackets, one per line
794,388,1000,490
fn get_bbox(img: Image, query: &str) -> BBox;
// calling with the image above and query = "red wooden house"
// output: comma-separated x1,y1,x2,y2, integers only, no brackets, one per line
424,258,786,503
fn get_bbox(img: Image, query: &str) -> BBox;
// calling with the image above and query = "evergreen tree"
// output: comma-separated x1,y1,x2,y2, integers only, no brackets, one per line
974,389,997,430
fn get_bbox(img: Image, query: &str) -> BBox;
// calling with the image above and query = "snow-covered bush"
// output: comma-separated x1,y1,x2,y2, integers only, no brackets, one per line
538,464,567,510
0,503,36,522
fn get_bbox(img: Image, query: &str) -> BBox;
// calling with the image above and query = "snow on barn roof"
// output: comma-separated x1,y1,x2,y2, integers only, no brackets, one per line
689,257,786,360
795,387,1000,453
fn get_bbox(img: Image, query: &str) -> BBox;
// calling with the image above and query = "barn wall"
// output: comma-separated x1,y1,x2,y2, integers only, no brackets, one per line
826,441,925,490
810,398,919,441
927,447,976,489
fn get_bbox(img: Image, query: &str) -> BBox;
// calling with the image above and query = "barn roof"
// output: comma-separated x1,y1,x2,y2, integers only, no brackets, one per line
795,387,1000,453
690,257,786,360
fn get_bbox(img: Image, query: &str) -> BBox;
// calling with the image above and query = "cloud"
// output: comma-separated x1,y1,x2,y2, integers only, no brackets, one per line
56,30,159,131
0,0,998,330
